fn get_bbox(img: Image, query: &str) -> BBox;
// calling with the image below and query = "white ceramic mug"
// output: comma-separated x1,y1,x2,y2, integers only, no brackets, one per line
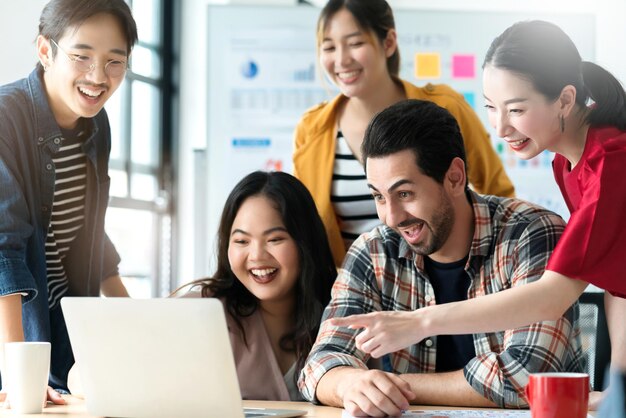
4,342,51,414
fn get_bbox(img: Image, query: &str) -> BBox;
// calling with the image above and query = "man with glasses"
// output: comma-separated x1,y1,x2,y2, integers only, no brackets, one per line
50,38,129,79
0,0,137,406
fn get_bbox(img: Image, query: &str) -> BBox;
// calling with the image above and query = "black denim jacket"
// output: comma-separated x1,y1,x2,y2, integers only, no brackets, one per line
0,67,120,390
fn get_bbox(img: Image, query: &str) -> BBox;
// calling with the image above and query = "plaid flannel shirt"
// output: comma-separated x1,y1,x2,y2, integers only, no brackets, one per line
299,191,583,408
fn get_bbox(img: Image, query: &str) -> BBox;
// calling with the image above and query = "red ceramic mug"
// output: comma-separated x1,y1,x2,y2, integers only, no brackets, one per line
525,372,589,418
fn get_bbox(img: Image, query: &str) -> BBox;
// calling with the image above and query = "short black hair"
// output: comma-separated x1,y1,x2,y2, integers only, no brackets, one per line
362,99,467,186
39,0,138,56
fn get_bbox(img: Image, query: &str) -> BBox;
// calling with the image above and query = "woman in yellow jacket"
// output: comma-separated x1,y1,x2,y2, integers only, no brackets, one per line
293,0,514,266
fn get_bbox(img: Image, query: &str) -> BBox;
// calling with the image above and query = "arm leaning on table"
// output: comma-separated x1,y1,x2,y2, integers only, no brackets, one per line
298,234,494,415
298,230,416,417
298,230,498,416
314,201,584,411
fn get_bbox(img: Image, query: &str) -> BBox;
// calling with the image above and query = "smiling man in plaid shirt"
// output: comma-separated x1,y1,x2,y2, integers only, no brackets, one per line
298,100,583,417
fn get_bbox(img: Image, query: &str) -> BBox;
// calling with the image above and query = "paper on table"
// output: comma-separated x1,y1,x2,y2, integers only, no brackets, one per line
341,410,595,417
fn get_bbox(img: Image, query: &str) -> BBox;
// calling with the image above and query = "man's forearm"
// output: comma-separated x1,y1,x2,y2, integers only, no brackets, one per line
401,370,497,407
100,275,129,297
0,294,25,381
0,294,25,343
315,367,363,407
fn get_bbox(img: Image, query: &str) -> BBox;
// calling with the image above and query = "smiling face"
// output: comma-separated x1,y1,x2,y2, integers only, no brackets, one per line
367,149,455,257
38,12,128,129
483,65,564,160
319,7,394,99
227,195,300,305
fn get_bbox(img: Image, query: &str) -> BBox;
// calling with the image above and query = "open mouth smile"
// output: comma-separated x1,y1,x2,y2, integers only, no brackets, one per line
507,137,530,151
398,220,425,244
249,268,278,284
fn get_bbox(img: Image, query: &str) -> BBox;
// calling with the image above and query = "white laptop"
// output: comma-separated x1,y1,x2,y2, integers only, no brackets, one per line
61,297,307,418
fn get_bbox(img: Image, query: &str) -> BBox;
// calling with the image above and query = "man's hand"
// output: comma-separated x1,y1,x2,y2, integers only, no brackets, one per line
46,387,66,406
1,386,66,409
338,369,414,417
330,311,425,358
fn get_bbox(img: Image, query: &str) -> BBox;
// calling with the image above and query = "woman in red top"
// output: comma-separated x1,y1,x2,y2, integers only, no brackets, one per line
331,20,626,409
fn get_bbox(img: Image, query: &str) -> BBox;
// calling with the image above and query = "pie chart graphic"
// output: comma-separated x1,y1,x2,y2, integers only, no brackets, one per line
241,60,259,78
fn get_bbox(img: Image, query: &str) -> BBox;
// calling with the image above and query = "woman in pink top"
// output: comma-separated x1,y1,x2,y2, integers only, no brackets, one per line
330,20,626,410
178,171,336,400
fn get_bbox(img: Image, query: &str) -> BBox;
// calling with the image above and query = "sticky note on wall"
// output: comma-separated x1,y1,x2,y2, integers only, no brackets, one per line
452,54,475,79
462,92,475,109
415,53,441,79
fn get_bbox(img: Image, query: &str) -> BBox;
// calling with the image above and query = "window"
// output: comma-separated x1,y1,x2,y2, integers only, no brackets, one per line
104,0,175,297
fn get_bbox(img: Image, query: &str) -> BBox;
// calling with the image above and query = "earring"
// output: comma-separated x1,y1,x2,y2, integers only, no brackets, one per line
559,115,565,133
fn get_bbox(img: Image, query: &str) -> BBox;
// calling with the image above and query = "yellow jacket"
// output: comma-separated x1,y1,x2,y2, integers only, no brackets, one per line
293,79,515,265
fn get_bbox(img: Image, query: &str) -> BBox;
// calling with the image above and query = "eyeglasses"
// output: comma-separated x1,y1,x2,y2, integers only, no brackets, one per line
50,39,128,78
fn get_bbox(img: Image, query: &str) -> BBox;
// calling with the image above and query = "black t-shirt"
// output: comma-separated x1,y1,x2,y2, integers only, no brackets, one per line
424,255,476,372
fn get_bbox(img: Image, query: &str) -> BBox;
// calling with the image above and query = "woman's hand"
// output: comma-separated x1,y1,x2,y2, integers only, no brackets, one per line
330,310,426,357
588,390,605,410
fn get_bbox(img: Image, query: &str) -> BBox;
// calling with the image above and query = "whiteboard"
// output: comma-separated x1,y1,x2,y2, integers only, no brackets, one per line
200,4,594,274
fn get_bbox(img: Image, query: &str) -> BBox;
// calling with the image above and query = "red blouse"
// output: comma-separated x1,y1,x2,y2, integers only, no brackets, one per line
548,126,626,298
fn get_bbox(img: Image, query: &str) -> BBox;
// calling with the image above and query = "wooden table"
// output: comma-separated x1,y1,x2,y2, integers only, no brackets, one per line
0,396,597,417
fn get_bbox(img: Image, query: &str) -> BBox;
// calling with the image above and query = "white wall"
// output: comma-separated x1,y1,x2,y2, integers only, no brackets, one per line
0,1,47,85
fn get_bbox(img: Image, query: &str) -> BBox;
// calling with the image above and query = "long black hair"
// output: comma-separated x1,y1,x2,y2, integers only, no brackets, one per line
484,20,626,130
191,171,336,379
317,0,400,77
